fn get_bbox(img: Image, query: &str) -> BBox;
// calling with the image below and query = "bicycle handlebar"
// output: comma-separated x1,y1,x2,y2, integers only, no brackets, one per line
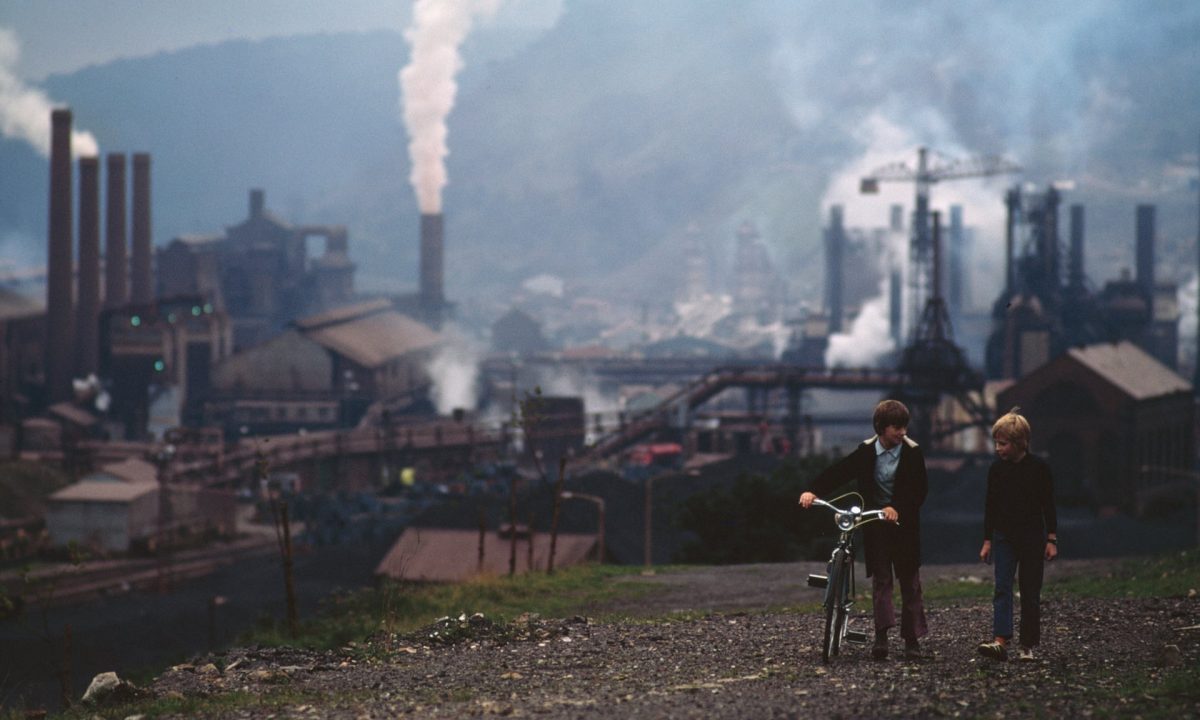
806,497,896,526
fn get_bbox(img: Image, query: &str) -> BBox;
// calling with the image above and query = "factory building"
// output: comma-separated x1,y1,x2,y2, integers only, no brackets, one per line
986,189,1179,379
157,189,357,351
202,299,442,438
45,455,236,552
731,221,784,323
996,341,1193,507
100,295,233,438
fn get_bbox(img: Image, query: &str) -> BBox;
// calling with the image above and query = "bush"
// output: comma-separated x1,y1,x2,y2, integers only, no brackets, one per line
673,456,832,564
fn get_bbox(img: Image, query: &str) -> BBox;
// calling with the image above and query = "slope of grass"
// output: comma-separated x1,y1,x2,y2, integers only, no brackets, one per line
244,564,660,650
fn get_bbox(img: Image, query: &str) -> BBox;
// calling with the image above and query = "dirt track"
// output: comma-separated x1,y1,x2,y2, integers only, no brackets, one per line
140,559,1200,719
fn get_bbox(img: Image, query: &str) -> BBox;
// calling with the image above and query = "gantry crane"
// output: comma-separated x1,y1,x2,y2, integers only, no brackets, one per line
861,146,1021,337
861,147,1020,446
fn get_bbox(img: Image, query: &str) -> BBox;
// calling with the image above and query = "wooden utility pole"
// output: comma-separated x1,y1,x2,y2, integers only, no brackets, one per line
548,457,566,574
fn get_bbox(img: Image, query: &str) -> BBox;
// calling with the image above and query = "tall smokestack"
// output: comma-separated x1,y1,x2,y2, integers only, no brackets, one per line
1136,204,1155,302
825,205,844,333
105,153,128,308
889,204,904,233
45,109,75,403
1068,204,1085,289
1004,186,1020,294
889,269,902,344
131,152,153,305
77,156,101,378
948,205,964,314
420,212,445,308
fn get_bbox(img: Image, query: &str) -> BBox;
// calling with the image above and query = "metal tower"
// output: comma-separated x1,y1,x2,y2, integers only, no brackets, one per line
861,147,1021,337
892,211,990,445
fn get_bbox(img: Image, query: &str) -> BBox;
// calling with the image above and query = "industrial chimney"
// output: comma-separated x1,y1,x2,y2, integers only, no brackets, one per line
1068,204,1085,290
419,212,445,310
1004,187,1021,294
77,156,101,378
131,152,153,305
105,153,128,308
250,188,265,218
824,205,844,334
1136,204,1155,304
948,205,964,314
45,109,75,403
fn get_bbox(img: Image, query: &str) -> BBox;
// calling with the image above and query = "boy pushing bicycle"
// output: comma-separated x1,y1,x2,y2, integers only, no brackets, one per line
799,399,929,660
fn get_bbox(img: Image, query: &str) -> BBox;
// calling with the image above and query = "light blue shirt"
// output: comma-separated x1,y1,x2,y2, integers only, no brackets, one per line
874,438,901,505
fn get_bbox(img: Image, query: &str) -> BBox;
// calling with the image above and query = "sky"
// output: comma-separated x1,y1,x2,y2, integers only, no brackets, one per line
0,0,563,79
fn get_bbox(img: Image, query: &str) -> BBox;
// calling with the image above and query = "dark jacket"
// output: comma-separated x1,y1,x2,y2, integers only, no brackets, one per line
983,452,1057,543
808,435,928,575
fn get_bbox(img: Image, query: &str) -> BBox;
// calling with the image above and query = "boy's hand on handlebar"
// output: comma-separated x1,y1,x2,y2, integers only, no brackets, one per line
980,540,991,564
798,491,816,508
881,505,899,523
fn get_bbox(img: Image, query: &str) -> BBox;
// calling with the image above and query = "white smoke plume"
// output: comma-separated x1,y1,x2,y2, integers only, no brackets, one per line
426,325,483,414
825,276,896,368
0,27,98,157
1178,271,1197,375
399,0,500,213
819,111,1011,336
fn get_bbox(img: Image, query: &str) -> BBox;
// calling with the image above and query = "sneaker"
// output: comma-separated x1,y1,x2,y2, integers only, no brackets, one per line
977,640,1007,661
903,639,922,660
872,631,888,660
1017,646,1035,662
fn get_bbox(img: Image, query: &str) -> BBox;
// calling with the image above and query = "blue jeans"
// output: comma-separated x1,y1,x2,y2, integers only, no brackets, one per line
992,529,1044,647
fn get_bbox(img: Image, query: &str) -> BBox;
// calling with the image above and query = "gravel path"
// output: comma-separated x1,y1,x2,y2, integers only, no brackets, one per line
135,560,1199,719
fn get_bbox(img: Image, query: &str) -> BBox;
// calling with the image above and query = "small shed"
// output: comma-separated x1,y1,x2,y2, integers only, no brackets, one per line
45,480,159,552
375,527,598,583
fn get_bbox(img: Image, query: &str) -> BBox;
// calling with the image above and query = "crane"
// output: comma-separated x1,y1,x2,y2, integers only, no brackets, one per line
861,146,1021,337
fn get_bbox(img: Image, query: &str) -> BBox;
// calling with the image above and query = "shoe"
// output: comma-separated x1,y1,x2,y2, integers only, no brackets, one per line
1017,646,1035,662
977,640,1007,661
903,640,921,660
872,631,888,660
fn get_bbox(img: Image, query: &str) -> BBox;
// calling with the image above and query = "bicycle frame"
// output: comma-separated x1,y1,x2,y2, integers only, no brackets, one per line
805,492,889,663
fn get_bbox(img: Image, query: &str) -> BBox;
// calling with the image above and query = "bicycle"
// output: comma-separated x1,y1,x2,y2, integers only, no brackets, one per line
803,493,890,664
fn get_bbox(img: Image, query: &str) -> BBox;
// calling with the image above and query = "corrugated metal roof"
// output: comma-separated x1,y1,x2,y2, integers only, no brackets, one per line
304,310,439,368
50,480,157,503
1067,341,1191,400
95,456,159,485
294,299,391,330
47,402,99,427
211,329,333,392
375,528,598,582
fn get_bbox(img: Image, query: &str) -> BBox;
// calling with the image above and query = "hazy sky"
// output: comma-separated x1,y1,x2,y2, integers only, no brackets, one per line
0,0,563,79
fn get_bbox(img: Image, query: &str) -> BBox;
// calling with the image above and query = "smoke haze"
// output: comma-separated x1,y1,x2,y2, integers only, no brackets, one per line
0,28,98,157
825,277,896,368
426,324,483,413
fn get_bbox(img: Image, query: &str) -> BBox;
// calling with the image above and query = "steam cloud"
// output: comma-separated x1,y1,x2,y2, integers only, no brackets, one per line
399,0,500,213
426,325,483,414
825,276,896,368
0,27,98,157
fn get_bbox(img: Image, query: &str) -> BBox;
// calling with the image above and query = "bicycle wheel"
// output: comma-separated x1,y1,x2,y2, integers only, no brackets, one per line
830,557,850,657
821,550,846,664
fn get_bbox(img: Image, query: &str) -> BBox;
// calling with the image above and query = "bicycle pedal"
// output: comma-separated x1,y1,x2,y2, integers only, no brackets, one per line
806,574,828,589
844,629,869,644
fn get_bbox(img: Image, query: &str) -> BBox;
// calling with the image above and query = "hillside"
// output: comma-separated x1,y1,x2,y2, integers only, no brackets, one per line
2,1,1198,321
